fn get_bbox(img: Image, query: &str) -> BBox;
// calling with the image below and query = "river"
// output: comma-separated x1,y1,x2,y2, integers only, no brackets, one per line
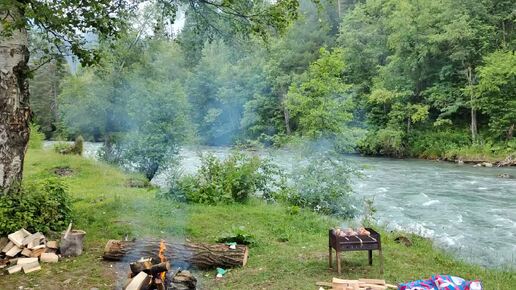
43,142,516,269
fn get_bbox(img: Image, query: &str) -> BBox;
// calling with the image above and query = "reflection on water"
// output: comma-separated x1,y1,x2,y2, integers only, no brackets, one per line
43,142,516,268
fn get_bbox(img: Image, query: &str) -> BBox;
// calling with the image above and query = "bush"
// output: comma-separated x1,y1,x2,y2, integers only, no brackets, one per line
53,142,74,154
166,152,285,204
408,129,471,159
53,135,84,155
357,128,406,157
71,135,84,155
273,151,359,219
28,123,45,149
0,177,72,235
216,226,257,245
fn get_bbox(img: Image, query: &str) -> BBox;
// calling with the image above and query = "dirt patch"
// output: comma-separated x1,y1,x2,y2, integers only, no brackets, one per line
51,166,75,177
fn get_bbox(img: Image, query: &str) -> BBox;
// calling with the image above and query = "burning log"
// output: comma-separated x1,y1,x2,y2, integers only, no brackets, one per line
130,260,171,276
103,239,248,269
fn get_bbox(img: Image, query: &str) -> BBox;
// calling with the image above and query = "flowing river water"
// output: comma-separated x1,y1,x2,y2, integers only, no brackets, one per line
44,142,516,269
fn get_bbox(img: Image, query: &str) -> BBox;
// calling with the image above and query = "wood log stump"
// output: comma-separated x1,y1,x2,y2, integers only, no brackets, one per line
103,239,248,269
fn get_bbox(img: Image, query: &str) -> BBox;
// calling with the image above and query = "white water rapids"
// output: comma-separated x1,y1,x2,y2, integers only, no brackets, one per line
43,142,516,269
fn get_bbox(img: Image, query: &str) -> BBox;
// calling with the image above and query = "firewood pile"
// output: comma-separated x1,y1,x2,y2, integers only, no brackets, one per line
123,259,197,290
317,278,397,290
0,228,60,275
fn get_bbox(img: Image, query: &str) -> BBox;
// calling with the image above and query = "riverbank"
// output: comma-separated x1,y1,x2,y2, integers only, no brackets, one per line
1,148,514,289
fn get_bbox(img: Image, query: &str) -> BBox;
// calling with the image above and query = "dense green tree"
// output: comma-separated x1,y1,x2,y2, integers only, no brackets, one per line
286,48,352,138
242,0,339,142
476,50,516,140
30,58,68,138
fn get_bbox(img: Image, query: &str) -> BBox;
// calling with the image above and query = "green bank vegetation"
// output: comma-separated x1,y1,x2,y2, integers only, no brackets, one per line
29,0,515,176
1,148,514,289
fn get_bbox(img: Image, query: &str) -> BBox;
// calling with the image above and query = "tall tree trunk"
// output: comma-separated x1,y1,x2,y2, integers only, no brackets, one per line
0,10,31,194
283,106,291,135
471,107,478,142
50,60,60,126
0,11,31,194
507,124,514,140
280,93,291,135
466,66,478,142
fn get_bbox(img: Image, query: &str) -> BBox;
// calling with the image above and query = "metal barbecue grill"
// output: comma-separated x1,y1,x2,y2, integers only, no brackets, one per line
329,228,384,274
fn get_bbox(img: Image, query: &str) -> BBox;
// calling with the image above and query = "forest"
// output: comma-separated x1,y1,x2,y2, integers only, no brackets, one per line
29,0,515,178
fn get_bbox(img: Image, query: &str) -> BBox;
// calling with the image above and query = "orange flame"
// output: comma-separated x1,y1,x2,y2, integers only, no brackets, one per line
158,239,167,281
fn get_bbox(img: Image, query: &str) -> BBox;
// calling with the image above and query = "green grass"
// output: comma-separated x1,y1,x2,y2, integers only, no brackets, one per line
1,149,514,289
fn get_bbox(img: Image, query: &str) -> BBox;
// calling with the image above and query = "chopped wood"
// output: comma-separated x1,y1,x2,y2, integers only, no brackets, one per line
30,247,47,257
27,237,45,249
385,284,397,289
21,232,44,247
124,271,151,290
22,261,41,273
104,239,248,269
40,252,59,263
1,241,14,253
17,257,38,265
30,244,46,251
21,248,32,257
8,258,18,264
6,245,22,257
359,279,385,285
46,240,59,249
316,281,333,287
333,278,359,290
359,284,387,290
7,264,22,274
8,229,31,247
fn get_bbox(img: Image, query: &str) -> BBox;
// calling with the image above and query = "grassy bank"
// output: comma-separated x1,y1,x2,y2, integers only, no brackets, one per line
0,149,514,289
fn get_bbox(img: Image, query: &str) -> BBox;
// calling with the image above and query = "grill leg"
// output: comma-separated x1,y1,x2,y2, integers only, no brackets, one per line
368,250,372,266
379,248,384,274
336,250,341,274
329,246,333,269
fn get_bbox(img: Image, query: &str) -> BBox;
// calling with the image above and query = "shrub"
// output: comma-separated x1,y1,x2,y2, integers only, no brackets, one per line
53,135,84,155
71,135,84,155
357,128,406,157
273,151,359,219
28,123,45,149
216,226,256,245
0,177,72,235
166,152,285,204
408,129,471,159
53,142,74,154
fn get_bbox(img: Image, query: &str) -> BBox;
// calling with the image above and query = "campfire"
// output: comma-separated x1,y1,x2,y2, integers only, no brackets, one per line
329,227,383,274
123,239,197,290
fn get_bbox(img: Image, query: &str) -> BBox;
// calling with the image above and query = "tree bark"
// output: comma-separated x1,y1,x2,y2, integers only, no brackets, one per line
103,239,248,269
0,9,31,194
471,107,478,142
507,124,514,140
466,66,478,142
